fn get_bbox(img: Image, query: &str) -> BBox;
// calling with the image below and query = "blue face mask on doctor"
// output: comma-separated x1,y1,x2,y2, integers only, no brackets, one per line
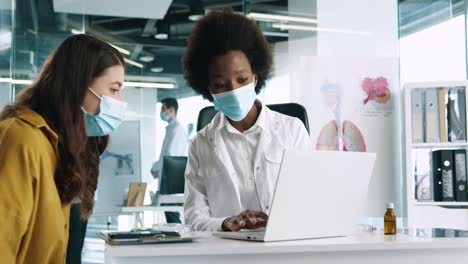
82,88,127,137
211,81,257,122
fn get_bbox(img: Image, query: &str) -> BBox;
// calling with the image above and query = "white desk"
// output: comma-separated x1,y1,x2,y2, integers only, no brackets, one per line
121,206,184,227
105,231,468,264
121,206,184,214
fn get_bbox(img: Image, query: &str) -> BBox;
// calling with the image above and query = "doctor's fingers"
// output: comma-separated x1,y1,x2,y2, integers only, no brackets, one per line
253,219,268,229
240,210,259,225
241,210,269,223
253,211,269,221
225,217,246,231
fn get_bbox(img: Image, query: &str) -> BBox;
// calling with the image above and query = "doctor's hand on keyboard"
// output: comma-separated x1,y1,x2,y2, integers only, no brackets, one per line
222,210,269,231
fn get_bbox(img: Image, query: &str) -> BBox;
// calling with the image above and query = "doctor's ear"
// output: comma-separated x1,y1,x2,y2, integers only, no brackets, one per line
253,75,258,86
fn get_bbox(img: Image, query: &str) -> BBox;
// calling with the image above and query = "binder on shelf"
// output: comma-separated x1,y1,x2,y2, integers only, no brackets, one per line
411,89,425,143
414,149,432,201
457,89,466,141
453,149,468,202
425,88,440,143
448,88,466,142
432,150,455,202
438,88,448,142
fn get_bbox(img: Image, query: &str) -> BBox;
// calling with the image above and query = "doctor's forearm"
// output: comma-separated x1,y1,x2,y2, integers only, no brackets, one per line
186,216,226,231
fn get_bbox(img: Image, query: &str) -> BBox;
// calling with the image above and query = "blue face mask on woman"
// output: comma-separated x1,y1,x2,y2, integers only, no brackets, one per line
212,81,257,121
82,88,127,137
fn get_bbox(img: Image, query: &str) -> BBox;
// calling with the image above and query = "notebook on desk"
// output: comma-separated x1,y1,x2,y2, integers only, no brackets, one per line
213,150,376,242
97,230,192,245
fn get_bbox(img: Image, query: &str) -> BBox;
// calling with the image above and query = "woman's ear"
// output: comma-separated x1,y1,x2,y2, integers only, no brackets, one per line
254,75,258,86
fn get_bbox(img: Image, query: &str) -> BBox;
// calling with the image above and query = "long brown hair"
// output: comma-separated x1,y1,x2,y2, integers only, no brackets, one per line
0,34,125,218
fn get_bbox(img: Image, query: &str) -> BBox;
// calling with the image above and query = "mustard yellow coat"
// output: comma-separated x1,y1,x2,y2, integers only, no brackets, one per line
0,108,70,263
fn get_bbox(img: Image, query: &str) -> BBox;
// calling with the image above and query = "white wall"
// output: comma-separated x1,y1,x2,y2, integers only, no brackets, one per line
258,40,292,104
400,15,466,84
124,87,158,188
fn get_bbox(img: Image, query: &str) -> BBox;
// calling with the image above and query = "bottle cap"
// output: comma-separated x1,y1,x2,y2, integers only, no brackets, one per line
386,202,394,209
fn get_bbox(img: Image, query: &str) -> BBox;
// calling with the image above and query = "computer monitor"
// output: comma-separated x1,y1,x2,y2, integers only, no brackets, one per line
160,156,188,195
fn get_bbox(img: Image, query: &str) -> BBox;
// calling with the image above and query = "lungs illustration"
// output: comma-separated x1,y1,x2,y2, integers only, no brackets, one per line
342,120,367,152
316,120,366,152
315,120,339,151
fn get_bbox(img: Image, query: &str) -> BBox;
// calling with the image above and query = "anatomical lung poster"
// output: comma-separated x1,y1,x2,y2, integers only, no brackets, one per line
290,56,400,218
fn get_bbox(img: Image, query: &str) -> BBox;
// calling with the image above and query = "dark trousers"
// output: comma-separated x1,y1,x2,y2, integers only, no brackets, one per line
66,203,88,264
161,203,182,223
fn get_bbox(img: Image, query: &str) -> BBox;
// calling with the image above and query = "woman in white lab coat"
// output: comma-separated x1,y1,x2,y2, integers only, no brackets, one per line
182,9,312,231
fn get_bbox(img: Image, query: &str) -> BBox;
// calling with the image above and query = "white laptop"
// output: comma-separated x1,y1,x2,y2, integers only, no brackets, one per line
213,150,376,242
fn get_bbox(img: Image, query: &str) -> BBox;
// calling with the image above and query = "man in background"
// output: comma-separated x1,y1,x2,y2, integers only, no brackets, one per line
151,98,188,223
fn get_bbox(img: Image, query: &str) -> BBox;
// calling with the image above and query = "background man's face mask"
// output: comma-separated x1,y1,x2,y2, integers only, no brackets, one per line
160,111,169,122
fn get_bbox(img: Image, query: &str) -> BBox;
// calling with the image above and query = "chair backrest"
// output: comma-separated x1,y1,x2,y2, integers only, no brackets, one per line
160,156,188,195
196,103,310,134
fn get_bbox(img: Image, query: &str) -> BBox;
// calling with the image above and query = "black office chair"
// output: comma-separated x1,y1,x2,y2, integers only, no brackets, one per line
160,156,188,224
160,156,188,195
196,103,310,134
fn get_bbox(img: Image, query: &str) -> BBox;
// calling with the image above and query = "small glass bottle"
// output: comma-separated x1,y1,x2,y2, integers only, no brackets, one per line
384,202,397,235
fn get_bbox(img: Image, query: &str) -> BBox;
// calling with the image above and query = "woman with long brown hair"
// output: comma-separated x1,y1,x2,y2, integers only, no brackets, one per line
0,34,127,263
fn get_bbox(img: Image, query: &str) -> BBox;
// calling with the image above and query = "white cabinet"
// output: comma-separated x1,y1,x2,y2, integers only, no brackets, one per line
403,81,468,229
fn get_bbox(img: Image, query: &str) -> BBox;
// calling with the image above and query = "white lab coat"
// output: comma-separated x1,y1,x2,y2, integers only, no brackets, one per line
151,119,188,177
184,106,313,231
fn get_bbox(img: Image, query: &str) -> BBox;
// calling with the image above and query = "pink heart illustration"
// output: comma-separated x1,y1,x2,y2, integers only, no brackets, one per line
362,76,391,104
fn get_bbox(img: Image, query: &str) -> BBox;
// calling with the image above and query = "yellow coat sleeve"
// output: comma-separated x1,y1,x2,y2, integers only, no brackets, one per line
0,119,36,262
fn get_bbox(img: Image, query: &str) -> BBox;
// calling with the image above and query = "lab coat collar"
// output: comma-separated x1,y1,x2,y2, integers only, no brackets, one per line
166,117,178,128
221,100,266,134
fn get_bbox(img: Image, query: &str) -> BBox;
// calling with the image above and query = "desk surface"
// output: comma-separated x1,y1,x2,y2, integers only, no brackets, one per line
121,206,183,213
105,230,468,258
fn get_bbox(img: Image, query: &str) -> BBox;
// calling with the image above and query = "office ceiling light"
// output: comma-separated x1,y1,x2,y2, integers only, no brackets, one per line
0,77,13,83
12,79,34,85
53,0,173,20
71,28,131,55
0,78,33,85
150,67,164,73
108,43,131,55
70,29,84,34
124,58,144,68
0,31,12,51
139,55,155,62
155,33,168,40
272,24,370,35
248,12,317,24
189,14,204,21
123,81,175,89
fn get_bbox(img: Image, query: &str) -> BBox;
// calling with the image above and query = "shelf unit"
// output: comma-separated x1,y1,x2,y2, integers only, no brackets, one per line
412,142,468,149
404,81,468,229
413,202,468,207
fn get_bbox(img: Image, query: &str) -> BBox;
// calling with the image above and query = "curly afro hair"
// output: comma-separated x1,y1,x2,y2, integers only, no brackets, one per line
182,9,273,101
